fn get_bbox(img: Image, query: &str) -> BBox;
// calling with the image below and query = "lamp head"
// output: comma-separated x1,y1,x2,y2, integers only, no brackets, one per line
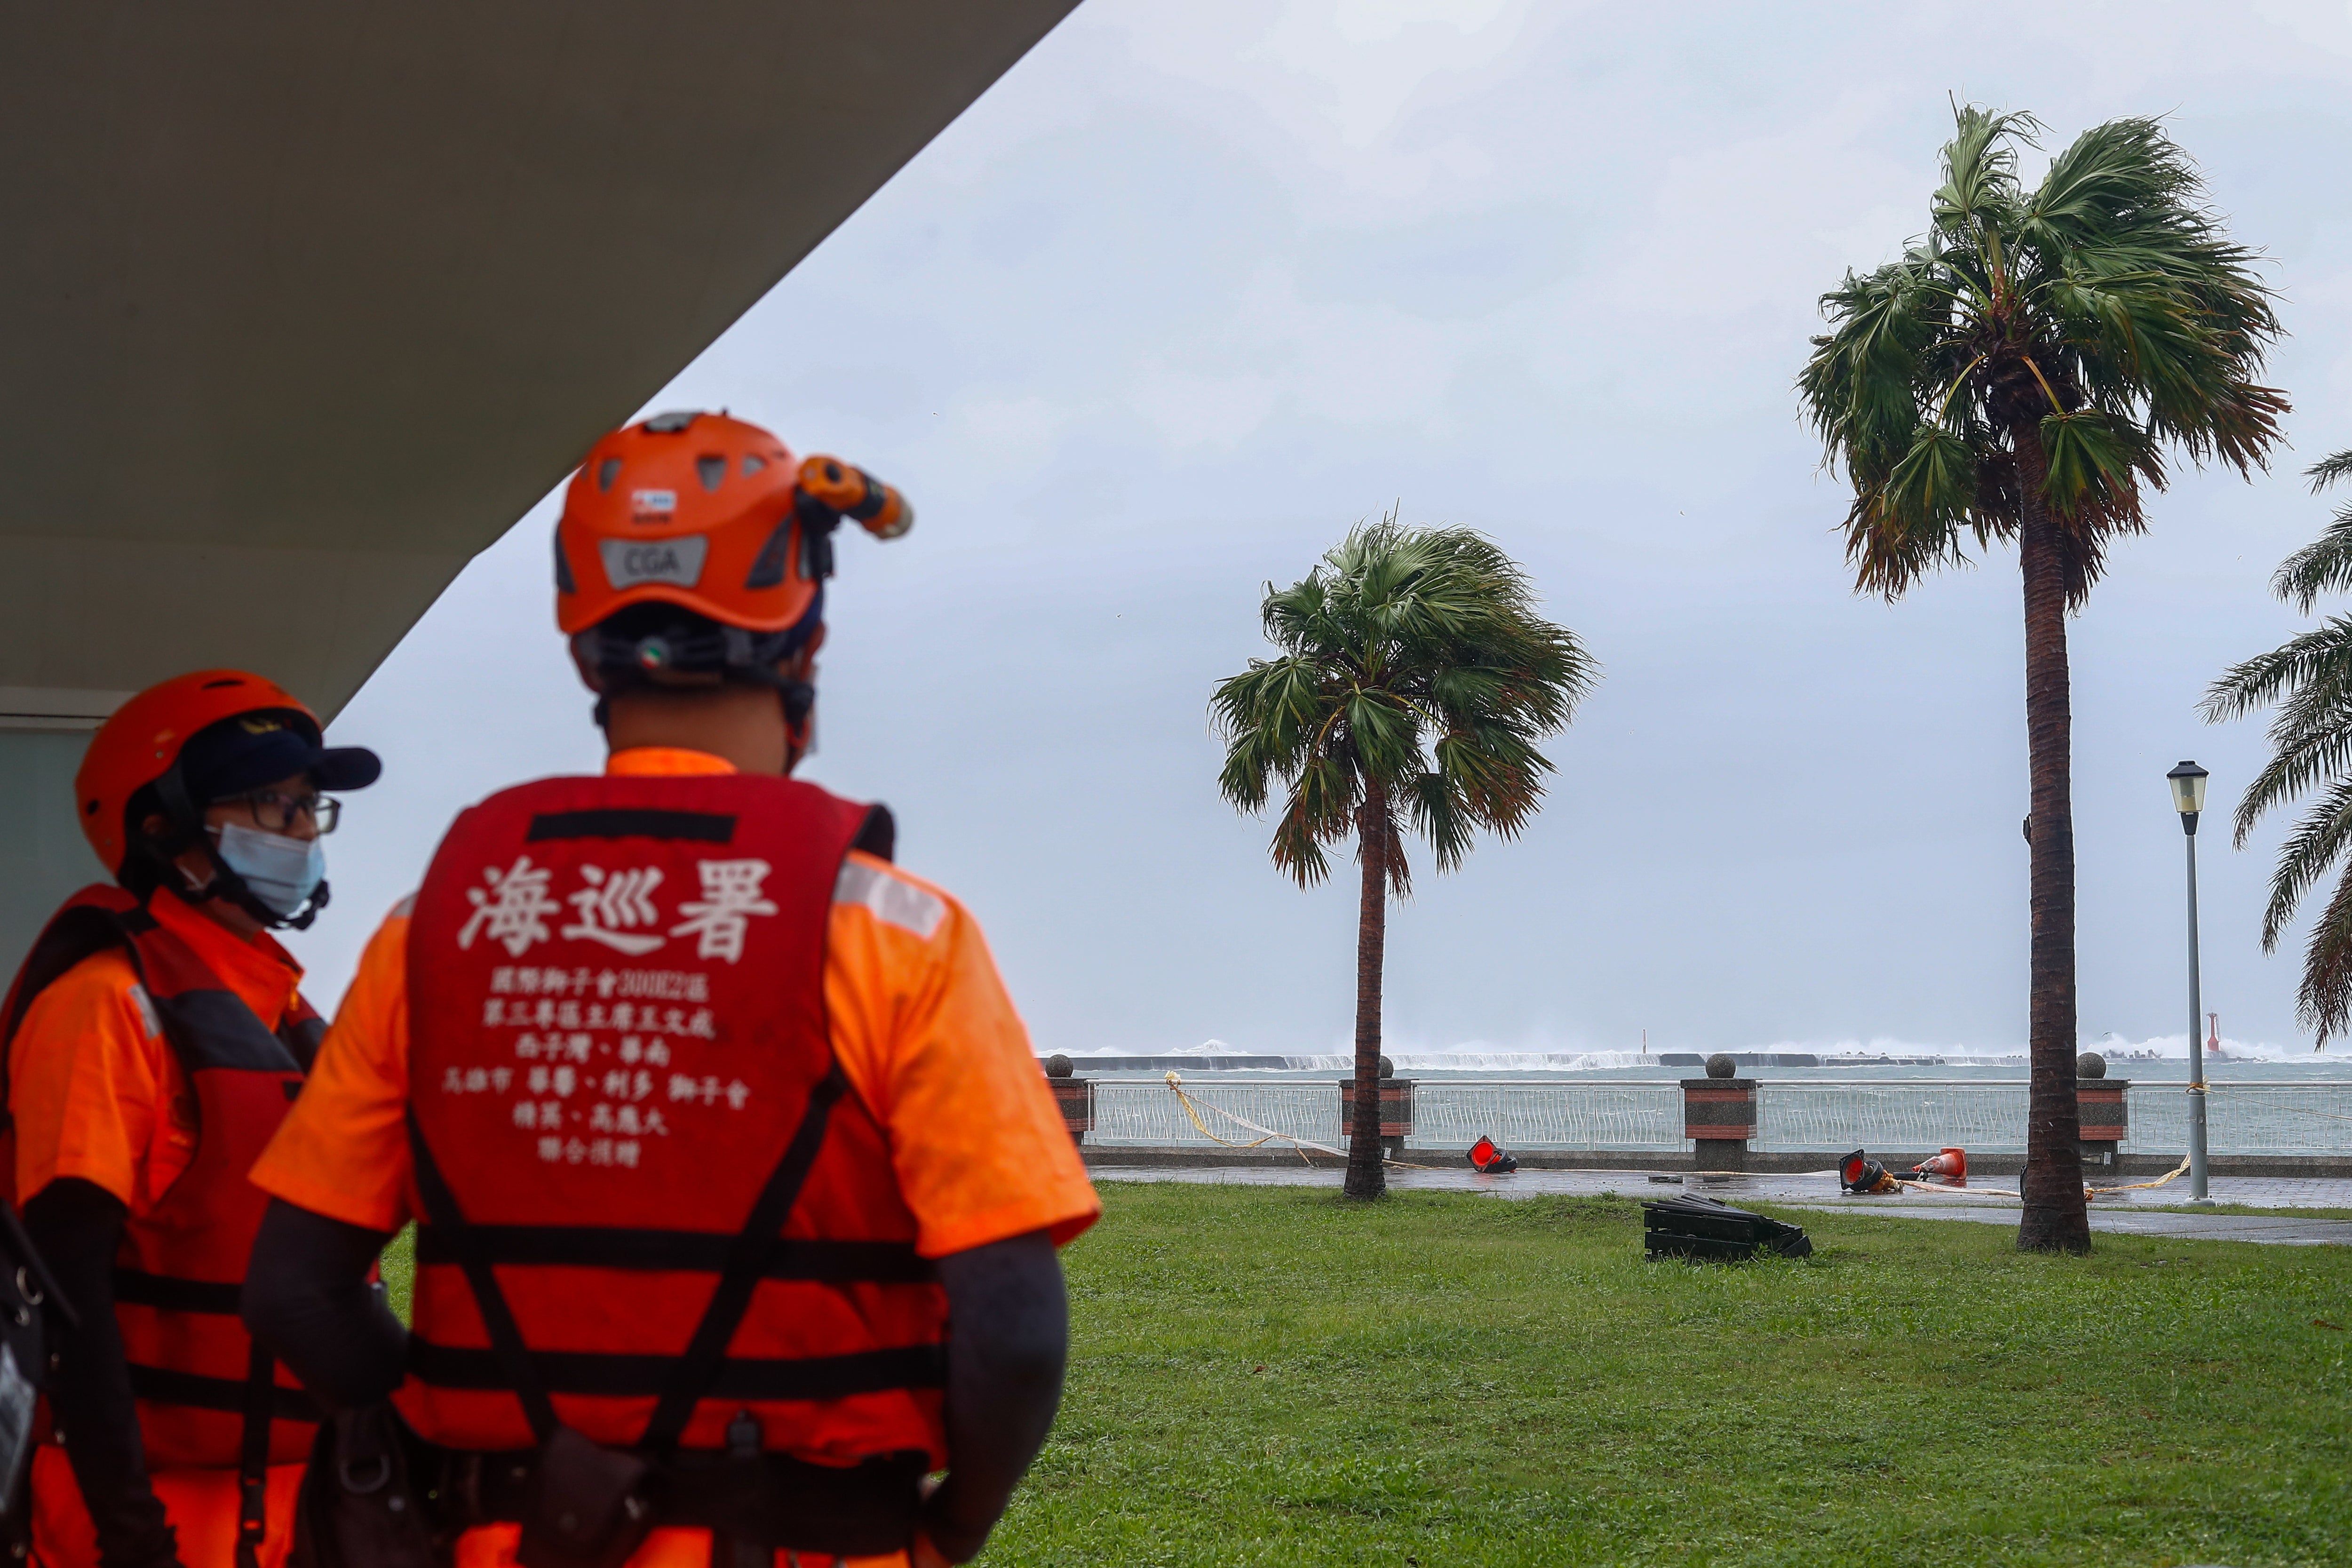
2167,760,2210,823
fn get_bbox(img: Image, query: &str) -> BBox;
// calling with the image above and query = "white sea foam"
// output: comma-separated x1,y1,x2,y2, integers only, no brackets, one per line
1060,1033,2342,1068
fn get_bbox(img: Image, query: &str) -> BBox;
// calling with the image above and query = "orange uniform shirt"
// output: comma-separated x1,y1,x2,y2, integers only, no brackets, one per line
8,887,306,1212
253,747,1099,1258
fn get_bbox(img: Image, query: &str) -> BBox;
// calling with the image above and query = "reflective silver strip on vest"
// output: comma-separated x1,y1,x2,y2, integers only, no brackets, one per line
126,981,164,1041
833,861,945,941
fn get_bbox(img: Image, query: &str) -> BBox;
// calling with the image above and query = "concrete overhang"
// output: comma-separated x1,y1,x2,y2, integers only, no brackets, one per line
0,1,1080,725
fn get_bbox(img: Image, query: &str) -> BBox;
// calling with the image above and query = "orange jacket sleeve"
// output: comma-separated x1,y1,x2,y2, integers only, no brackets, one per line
248,904,416,1232
6,951,190,1212
825,853,1099,1258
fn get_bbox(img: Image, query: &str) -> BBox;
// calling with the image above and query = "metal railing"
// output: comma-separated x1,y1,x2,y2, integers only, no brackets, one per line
1758,1081,2026,1153
1077,1077,2352,1156
2127,1082,2352,1156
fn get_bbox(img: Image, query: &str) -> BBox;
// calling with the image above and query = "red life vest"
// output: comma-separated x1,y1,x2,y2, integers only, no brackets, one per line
399,772,948,1480
0,887,324,1551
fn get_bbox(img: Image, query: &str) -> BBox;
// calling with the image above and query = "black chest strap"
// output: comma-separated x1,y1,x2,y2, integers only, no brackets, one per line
403,1060,869,1453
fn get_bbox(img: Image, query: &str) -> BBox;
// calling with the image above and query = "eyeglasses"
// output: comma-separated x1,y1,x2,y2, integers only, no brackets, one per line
224,791,341,835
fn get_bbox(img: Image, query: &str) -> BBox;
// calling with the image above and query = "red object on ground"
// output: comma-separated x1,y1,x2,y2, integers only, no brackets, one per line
1838,1149,1899,1194
1468,1136,1517,1173
1912,1146,1968,1185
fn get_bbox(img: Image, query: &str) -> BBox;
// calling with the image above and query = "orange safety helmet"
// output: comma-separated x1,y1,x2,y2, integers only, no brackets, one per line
75,670,324,876
554,410,911,642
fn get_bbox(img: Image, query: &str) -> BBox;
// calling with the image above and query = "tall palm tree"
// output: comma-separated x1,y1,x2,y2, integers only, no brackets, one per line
1797,106,2286,1252
2203,451,2352,1043
1212,519,1596,1199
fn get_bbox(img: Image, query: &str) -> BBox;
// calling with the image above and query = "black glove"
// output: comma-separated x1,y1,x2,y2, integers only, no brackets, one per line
21,1180,183,1568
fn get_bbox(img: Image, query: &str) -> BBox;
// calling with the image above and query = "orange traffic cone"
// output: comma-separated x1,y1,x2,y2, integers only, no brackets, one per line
1468,1136,1518,1174
1839,1149,1898,1194
1910,1147,1968,1186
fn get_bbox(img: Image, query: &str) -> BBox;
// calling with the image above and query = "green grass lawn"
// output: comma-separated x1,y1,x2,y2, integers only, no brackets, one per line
381,1223,415,1319
367,1186,2351,1565
984,1184,2352,1568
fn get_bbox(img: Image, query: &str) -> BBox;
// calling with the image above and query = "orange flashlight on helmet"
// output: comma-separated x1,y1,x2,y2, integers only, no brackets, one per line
795,456,912,541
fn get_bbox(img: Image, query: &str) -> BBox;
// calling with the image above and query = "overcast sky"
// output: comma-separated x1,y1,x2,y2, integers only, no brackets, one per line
293,0,2352,1059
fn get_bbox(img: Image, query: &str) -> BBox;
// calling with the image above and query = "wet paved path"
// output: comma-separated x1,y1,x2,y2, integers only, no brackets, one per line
1090,1164,2352,1244
1776,1204,2352,1245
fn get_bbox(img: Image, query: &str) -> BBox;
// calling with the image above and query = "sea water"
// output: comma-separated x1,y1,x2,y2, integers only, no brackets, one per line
1053,1041,2352,1086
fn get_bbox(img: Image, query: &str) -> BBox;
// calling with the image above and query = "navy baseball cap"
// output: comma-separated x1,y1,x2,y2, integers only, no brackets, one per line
176,710,382,804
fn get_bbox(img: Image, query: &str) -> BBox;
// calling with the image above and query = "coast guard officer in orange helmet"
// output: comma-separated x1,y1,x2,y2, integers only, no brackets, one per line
1,672,381,1568
242,413,1098,1568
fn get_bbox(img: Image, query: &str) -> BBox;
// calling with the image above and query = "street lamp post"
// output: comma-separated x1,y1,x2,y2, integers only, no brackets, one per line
2167,760,2212,1203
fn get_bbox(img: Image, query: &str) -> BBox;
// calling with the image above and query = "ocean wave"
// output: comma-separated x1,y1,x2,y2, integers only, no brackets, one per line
1055,1034,2340,1069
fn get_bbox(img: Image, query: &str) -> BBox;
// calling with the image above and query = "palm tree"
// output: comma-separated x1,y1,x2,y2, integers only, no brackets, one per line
1211,518,1596,1199
2202,451,2352,1043
1796,105,2286,1252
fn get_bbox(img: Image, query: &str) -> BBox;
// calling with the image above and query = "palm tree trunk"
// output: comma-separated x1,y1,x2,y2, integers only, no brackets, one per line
2014,439,2092,1254
1345,787,1389,1200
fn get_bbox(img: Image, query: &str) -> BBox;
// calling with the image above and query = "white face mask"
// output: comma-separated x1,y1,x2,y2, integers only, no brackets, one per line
210,822,326,919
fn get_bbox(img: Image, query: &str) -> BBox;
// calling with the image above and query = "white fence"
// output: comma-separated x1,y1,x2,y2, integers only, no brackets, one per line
1757,1082,2030,1154
2125,1083,2352,1156
1086,1081,1344,1150
1079,1078,2352,1156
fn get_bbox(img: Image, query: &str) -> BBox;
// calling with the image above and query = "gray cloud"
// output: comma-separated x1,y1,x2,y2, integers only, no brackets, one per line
300,0,2352,1059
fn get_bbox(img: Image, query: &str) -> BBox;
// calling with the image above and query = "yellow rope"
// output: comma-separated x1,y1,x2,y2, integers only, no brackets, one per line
1160,1072,1318,1163
1160,1073,1440,1169
1879,1154,2193,1201
1889,1178,2015,1201
1837,1150,2197,1204
2087,1154,2191,1195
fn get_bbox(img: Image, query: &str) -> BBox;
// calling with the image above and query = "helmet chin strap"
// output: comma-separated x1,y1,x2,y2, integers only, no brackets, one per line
780,682,814,770
745,668,815,767
776,677,815,732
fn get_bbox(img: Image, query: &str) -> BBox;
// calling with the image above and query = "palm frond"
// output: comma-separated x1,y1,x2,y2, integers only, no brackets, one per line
2206,619,2352,852
2022,117,2186,250
2297,866,2352,1044
2021,119,2284,475
1403,771,1466,877
2269,455,2352,611
1932,104,2034,239
2205,616,2352,723
2036,409,2156,517
2256,776,2352,950
1801,261,1950,484
2310,451,2352,493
